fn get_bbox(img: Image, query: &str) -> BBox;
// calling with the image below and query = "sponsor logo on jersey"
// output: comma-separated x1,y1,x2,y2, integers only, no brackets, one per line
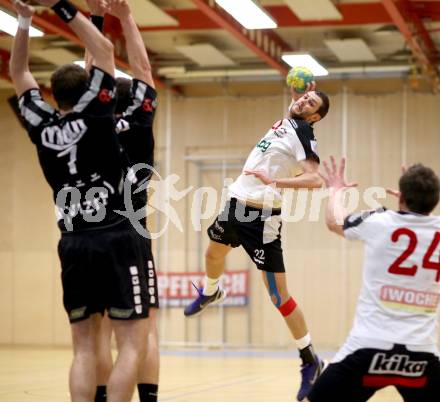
380,285,440,313
214,221,225,233
273,127,287,137
368,353,428,377
98,89,112,103
41,119,87,151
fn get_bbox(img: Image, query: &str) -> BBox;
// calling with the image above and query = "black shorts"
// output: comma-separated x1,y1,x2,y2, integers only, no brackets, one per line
308,344,440,402
58,220,149,323
207,198,285,273
145,237,159,309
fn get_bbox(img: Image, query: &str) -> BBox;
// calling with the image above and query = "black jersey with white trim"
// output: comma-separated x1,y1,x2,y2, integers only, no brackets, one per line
19,67,127,232
116,79,157,217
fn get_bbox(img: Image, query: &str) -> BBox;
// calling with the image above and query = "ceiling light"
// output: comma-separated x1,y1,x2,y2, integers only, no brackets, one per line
281,54,328,76
74,61,132,79
0,10,44,37
324,38,377,62
284,0,342,21
176,44,235,67
215,0,277,30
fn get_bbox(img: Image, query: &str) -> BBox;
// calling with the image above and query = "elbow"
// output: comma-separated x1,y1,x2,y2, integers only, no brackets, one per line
326,220,344,236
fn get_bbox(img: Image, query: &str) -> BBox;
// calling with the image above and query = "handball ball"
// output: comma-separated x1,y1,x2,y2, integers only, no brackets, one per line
286,66,314,93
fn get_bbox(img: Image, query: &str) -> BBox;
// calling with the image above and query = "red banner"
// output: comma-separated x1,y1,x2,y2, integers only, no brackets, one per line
157,270,250,307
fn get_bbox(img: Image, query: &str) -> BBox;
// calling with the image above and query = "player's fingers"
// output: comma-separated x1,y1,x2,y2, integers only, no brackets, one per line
339,157,346,178
346,182,358,188
330,155,337,174
309,81,317,91
322,160,331,176
386,188,400,197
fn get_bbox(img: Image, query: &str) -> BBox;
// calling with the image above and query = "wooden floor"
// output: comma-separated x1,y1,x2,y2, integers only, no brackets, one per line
0,347,403,402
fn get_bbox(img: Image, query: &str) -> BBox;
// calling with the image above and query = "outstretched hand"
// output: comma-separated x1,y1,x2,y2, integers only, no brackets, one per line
86,0,107,16
319,156,358,190
244,170,274,185
11,0,35,18
106,0,130,18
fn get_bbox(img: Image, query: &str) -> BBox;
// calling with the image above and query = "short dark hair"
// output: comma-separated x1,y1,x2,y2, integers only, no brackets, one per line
115,77,132,115
315,90,330,119
399,164,440,214
50,64,89,110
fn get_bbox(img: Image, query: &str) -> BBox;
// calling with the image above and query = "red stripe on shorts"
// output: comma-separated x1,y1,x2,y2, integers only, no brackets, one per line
362,375,427,388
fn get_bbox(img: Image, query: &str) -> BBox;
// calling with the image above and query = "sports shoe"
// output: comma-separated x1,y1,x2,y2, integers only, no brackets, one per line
184,284,227,317
296,356,325,401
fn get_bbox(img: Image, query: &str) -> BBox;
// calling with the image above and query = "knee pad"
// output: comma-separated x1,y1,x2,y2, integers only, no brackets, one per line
278,297,297,317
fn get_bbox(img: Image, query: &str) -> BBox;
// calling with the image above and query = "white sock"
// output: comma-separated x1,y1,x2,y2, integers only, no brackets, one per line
203,276,220,296
295,333,312,350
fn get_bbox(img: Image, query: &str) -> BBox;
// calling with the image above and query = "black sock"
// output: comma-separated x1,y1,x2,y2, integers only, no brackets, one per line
138,383,158,402
299,344,317,365
94,385,107,402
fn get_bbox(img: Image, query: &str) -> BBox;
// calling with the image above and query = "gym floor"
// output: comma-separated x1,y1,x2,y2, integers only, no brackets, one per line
0,347,401,401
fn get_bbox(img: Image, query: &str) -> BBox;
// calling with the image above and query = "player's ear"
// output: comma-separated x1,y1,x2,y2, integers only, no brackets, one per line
308,113,321,124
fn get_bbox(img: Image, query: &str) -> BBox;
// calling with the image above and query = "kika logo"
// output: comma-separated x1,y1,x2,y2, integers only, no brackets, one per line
368,353,428,377
41,119,87,151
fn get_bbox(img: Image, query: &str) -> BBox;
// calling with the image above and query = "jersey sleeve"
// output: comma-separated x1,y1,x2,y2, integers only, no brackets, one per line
287,119,320,163
343,208,386,241
18,88,56,133
122,79,157,127
73,67,116,116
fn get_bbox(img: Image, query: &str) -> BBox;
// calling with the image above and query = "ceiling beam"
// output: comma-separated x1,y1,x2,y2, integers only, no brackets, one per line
140,2,440,31
0,0,179,93
191,0,291,76
381,0,440,91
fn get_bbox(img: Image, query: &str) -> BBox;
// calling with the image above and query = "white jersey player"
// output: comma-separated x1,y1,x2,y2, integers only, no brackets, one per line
307,157,440,402
185,89,331,401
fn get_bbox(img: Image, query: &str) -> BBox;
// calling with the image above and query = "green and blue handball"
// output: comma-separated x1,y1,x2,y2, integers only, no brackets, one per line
286,66,314,93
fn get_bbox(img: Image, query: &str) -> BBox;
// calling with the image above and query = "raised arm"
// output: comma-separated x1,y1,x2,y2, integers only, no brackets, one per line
9,1,39,97
107,0,155,88
84,0,106,72
320,156,358,236
36,0,114,76
245,159,323,190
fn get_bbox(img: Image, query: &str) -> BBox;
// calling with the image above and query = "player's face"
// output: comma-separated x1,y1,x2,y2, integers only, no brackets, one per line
290,91,322,121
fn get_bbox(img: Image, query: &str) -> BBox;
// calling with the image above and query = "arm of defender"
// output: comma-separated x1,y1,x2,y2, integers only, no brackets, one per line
320,156,358,237
36,0,114,76
108,0,155,88
84,0,106,72
9,1,39,97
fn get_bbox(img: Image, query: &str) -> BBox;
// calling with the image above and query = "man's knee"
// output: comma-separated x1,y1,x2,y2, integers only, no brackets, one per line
264,272,297,316
205,244,226,262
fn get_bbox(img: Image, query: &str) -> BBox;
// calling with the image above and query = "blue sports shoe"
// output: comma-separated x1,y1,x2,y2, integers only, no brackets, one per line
184,285,227,317
296,357,325,401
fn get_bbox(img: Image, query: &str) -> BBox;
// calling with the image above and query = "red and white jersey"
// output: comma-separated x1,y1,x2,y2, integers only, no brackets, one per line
337,209,440,359
228,118,319,208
